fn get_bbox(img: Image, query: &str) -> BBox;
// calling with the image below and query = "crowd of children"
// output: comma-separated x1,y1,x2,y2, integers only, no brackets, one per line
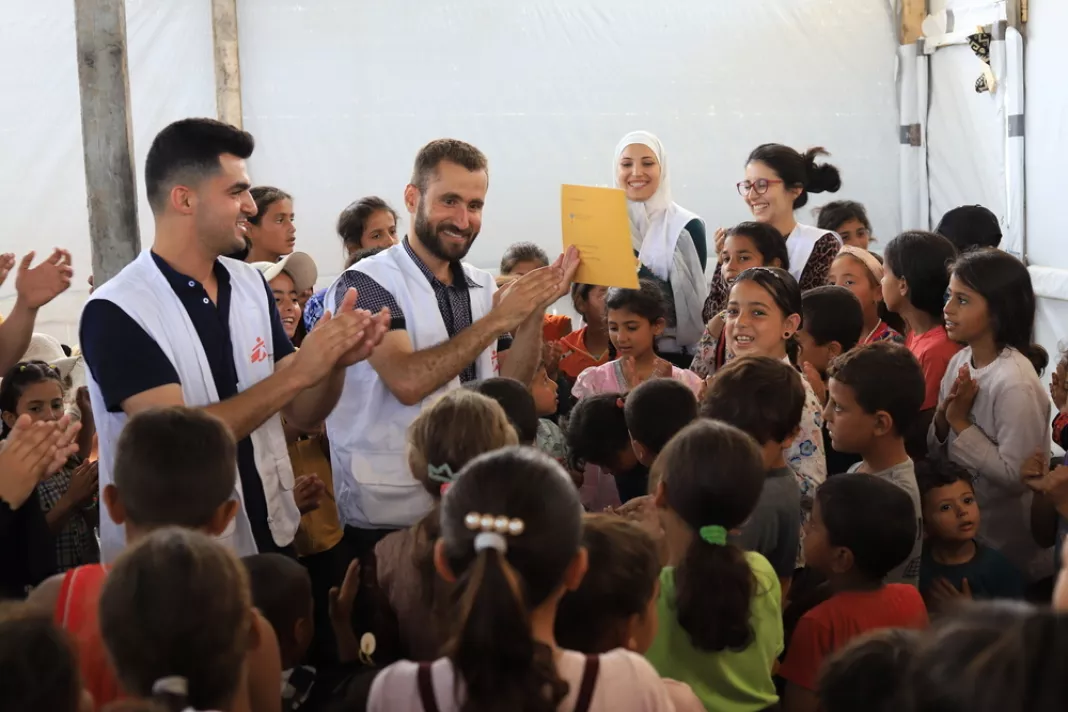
5,126,1068,712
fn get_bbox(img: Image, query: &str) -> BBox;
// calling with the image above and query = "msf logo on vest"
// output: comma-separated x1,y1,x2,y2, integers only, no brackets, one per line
250,337,270,364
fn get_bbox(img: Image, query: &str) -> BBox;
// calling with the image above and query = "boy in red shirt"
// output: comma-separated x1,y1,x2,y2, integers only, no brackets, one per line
27,407,281,712
779,474,928,712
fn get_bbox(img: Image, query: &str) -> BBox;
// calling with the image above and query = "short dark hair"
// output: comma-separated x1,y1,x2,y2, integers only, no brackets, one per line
566,393,630,470
242,554,313,650
818,628,919,712
747,144,841,210
464,378,538,445
247,186,291,226
113,407,236,528
410,139,488,192
827,342,925,436
345,246,388,269
0,606,83,712
935,205,1002,252
883,231,958,321
915,459,974,501
555,515,660,653
724,222,790,272
815,474,917,580
500,242,550,275
145,118,254,212
817,200,872,234
801,286,864,350
624,379,698,454
701,356,805,445
337,196,398,252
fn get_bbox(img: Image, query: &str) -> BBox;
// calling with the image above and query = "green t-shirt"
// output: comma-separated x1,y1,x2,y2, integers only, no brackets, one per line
645,551,783,712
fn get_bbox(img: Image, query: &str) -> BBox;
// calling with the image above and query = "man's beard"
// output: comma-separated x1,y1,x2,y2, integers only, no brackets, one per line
413,198,477,262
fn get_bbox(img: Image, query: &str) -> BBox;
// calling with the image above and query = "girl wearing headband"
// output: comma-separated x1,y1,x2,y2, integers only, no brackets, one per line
366,447,675,711
828,247,904,346
645,420,784,712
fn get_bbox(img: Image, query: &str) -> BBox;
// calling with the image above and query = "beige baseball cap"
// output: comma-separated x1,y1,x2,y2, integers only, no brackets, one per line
251,252,318,294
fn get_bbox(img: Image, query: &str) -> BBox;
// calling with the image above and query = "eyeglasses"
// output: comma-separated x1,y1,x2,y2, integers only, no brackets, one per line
736,179,784,197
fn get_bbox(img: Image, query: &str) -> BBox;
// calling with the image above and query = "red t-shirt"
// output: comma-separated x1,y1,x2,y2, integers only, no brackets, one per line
55,564,124,710
906,326,962,411
779,584,928,691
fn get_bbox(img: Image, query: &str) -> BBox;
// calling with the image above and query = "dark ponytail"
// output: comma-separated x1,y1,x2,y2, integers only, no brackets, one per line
0,361,65,438
950,249,1049,375
652,420,766,651
440,447,584,712
747,144,841,210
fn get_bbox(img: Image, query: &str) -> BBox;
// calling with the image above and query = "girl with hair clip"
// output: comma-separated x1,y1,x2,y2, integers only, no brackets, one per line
98,528,278,712
0,361,99,573
304,196,399,332
703,144,843,322
827,246,904,346
614,131,708,367
572,280,702,400
692,222,790,378
931,249,1052,582
366,389,518,664
645,420,784,712
366,447,676,711
701,268,827,500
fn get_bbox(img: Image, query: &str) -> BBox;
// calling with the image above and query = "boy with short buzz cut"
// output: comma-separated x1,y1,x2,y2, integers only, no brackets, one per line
26,406,280,712
797,285,865,474
779,474,928,712
700,356,803,590
824,342,926,587
624,378,699,468
915,459,1024,612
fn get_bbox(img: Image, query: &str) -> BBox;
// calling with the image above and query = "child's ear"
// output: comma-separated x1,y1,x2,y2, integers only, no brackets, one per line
103,485,126,525
433,538,457,583
827,341,844,360
873,410,895,438
294,616,314,655
830,545,855,575
1,412,16,431
653,480,668,510
780,425,802,450
652,317,667,338
770,258,783,269
205,500,240,536
564,546,589,592
784,313,802,338
631,437,653,468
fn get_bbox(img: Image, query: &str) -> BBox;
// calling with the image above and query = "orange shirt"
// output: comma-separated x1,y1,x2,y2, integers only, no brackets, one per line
543,313,573,343
557,327,611,381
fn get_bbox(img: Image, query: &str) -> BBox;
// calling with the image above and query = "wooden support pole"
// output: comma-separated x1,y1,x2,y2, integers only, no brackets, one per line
73,0,141,288
212,0,243,128
901,0,927,44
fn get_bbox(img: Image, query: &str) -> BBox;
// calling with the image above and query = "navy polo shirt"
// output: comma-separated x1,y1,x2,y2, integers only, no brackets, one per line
80,252,296,554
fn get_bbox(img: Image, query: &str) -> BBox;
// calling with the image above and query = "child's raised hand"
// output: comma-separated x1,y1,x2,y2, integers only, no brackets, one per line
1052,361,1068,414
293,475,326,515
328,559,363,663
801,362,827,406
1021,451,1051,491
651,357,673,380
714,227,727,260
928,577,972,610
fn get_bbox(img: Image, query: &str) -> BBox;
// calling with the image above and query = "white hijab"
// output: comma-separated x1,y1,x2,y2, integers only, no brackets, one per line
613,131,708,348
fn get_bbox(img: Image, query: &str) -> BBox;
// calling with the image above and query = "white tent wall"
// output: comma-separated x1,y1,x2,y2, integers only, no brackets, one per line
238,0,902,298
2,0,902,344
0,0,217,344
1026,0,1068,378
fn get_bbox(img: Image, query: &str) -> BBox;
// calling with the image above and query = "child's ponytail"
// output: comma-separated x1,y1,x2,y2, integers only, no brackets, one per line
653,420,767,653
676,525,756,651
439,447,585,711
449,540,565,712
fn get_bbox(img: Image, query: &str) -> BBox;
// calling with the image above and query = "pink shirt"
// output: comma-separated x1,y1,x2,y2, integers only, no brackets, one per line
906,326,962,410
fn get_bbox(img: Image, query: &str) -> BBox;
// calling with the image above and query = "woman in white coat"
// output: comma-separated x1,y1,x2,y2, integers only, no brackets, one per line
614,131,708,367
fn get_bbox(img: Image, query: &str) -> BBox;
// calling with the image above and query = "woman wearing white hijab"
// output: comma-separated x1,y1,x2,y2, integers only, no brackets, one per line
614,131,708,366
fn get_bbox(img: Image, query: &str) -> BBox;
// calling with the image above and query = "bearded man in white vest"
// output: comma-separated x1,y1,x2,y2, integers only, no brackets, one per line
326,138,579,558
80,118,390,562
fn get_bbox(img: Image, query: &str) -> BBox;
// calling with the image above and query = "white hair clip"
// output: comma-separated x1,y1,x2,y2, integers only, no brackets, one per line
464,511,525,554
151,676,189,696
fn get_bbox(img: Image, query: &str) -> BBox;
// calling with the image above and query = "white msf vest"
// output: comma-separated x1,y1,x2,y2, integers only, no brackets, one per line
86,251,299,562
785,223,840,283
326,244,497,530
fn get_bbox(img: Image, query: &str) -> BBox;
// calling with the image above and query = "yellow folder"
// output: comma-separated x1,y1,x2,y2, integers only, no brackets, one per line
561,184,639,289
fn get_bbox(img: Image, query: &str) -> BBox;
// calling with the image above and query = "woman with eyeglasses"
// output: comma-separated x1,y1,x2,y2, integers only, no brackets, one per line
702,145,843,322
614,131,709,368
